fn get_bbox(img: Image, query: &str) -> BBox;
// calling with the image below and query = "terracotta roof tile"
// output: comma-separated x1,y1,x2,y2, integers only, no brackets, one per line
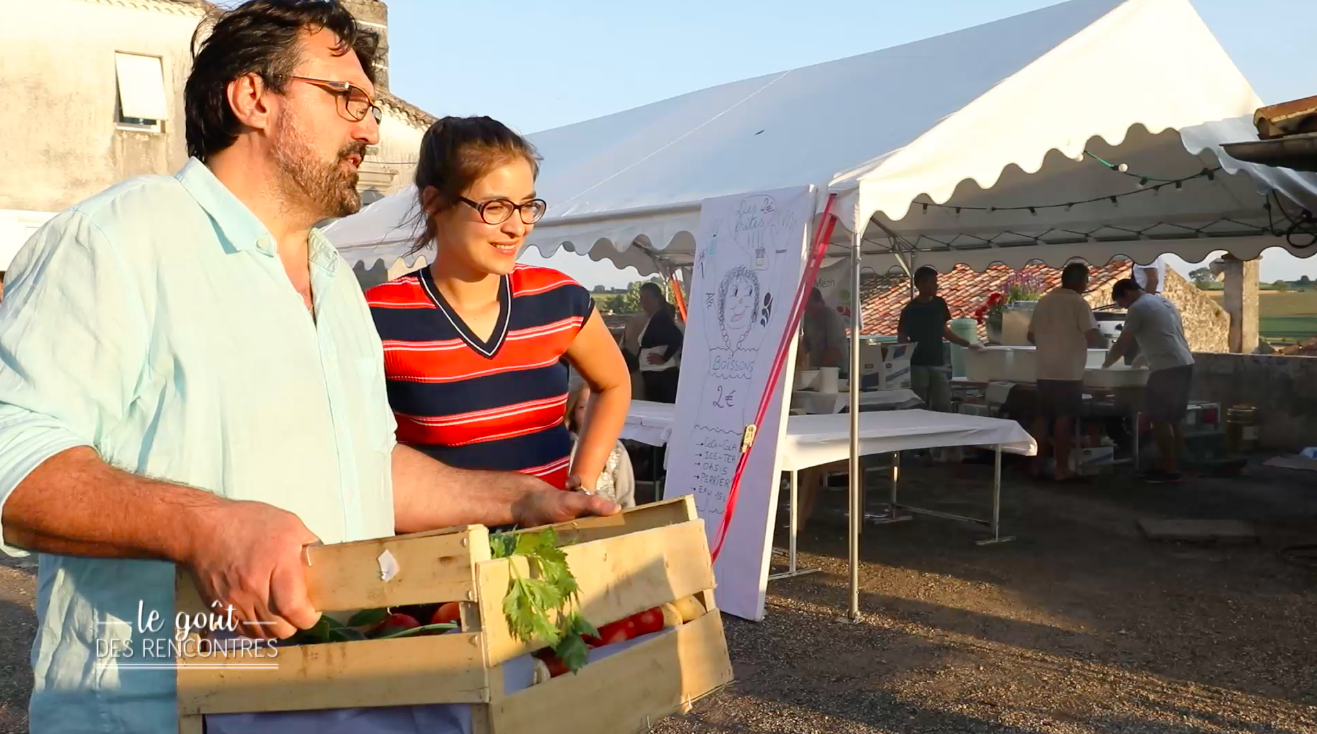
859,260,1133,336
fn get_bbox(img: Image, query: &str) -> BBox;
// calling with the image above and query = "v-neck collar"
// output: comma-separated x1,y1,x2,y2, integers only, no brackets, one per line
418,267,511,359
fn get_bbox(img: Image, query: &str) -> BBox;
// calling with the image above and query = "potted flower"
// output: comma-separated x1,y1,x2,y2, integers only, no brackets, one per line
1001,272,1046,307
973,292,1006,344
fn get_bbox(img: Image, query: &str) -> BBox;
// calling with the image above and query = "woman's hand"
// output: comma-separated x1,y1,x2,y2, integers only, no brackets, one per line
512,488,620,527
646,352,665,365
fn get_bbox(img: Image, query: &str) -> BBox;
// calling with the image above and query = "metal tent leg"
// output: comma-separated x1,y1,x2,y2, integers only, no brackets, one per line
848,231,862,622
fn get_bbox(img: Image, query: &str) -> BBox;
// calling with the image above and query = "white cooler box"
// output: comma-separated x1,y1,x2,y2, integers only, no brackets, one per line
963,347,1013,383
1007,348,1110,382
1083,364,1149,388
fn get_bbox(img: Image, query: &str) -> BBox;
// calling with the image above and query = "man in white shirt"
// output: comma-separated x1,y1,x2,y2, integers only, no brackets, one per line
1104,279,1196,483
1132,256,1166,294
1027,263,1106,481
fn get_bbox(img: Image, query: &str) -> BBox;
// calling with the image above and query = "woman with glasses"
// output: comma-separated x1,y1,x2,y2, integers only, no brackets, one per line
366,117,631,495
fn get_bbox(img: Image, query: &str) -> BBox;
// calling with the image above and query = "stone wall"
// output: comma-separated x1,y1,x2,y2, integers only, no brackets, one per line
1161,269,1231,353
1190,353,1317,452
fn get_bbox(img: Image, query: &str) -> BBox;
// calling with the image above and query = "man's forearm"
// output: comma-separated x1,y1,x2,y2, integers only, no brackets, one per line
2,446,222,563
392,445,546,534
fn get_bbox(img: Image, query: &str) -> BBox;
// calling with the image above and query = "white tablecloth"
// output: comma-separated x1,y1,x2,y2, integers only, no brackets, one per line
621,400,678,447
621,402,1038,467
790,388,922,415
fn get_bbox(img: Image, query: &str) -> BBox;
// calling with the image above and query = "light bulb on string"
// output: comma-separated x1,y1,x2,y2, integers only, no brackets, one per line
1117,163,1129,173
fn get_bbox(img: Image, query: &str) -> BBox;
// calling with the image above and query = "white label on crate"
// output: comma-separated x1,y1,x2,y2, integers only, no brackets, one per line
1243,427,1260,441
378,550,399,581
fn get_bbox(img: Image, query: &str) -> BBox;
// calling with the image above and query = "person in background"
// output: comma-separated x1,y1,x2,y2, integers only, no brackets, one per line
1125,255,1165,365
803,287,848,371
566,373,636,508
367,116,631,495
1133,256,1166,295
621,310,650,399
637,281,683,403
1103,279,1195,484
898,266,981,413
1027,262,1107,482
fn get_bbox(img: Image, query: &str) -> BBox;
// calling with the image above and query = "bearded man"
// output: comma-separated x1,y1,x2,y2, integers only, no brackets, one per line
0,3,617,732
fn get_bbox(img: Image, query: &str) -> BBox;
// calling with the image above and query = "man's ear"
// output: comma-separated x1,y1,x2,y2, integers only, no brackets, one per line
226,72,275,132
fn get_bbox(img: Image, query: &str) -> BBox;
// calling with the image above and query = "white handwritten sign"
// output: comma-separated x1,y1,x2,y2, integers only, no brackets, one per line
663,186,813,621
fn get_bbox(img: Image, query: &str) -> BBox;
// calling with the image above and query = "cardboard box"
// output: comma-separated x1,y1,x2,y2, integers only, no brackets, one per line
1072,446,1115,476
957,402,995,418
173,498,733,734
881,343,913,391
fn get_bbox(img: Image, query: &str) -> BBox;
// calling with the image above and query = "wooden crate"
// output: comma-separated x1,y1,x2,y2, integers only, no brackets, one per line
174,496,733,734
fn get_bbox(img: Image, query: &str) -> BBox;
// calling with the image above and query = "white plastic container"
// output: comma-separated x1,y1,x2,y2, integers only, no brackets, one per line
964,347,1012,383
1083,366,1149,388
1008,347,1109,383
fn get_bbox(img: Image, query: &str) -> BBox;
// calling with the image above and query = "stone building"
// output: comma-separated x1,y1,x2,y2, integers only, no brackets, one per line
1,0,434,274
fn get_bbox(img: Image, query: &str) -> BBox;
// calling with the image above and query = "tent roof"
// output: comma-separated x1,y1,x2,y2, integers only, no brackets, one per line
323,0,1317,277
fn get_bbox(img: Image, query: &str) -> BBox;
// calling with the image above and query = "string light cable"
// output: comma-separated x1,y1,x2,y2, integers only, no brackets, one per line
902,150,1317,253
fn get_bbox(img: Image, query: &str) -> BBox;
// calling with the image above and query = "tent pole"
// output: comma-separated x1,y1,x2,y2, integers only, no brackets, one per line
848,230,862,622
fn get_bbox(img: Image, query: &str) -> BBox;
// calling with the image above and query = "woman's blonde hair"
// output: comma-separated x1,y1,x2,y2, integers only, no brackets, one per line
564,371,589,435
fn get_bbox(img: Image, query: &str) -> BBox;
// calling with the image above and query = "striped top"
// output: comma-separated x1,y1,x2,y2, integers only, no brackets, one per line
366,265,595,490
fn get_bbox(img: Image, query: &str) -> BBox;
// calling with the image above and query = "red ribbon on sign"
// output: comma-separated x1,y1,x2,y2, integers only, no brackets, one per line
709,193,840,563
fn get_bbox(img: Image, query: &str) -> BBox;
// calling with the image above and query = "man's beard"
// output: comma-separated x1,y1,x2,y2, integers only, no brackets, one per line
271,111,366,220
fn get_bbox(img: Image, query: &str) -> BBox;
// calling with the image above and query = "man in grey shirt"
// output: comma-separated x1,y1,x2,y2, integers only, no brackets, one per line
1103,279,1195,483
803,288,849,371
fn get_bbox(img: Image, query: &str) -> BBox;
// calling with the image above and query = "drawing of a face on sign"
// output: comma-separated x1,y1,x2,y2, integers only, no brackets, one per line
717,266,760,351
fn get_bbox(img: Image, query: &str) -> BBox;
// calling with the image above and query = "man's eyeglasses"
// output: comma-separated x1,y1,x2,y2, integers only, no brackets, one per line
458,196,548,226
290,76,382,124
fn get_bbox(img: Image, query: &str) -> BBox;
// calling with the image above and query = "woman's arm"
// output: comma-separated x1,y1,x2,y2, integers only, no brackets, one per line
565,311,632,493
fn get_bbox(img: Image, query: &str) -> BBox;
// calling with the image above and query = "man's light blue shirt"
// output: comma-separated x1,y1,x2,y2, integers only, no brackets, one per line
0,159,398,733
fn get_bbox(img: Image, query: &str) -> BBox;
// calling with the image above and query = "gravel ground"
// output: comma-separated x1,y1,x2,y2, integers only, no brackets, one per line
654,455,1317,734
1,456,1314,734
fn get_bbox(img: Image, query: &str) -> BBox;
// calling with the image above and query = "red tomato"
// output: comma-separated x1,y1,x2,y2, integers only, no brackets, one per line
596,617,637,646
431,602,462,626
539,652,569,678
370,613,420,638
633,607,663,636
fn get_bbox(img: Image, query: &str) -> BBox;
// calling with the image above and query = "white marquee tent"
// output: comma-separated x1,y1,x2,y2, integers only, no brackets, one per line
325,0,1317,280
323,0,1317,620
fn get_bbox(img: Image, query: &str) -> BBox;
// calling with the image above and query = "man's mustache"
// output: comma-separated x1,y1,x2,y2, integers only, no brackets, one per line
339,142,368,163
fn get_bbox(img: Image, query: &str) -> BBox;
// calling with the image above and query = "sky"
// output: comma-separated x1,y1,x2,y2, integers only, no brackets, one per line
381,0,1317,287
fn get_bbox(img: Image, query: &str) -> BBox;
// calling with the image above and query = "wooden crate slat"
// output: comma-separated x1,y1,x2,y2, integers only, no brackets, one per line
302,525,489,611
478,519,715,666
512,496,698,546
489,610,733,734
178,632,488,714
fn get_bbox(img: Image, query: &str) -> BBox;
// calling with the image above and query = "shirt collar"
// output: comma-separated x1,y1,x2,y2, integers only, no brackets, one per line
176,157,339,276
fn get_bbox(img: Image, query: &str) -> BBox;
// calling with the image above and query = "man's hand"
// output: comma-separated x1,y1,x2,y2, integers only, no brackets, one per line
512,489,621,528
182,500,322,640
647,352,664,365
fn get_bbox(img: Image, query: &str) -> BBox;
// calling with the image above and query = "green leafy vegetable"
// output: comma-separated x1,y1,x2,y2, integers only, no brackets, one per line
346,607,390,628
491,528,594,674
288,614,367,644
